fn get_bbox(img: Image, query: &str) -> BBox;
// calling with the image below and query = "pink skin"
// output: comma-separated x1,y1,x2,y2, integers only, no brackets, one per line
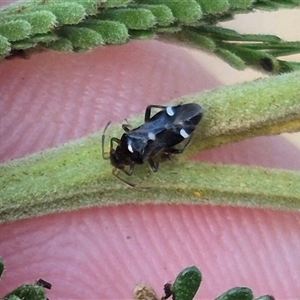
0,41,300,300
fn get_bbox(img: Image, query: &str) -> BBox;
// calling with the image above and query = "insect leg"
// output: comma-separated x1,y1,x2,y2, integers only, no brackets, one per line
122,163,135,176
112,168,136,187
144,105,167,121
148,158,159,172
102,121,112,160
164,134,193,155
111,137,121,149
122,124,131,132
122,118,132,132
102,136,121,160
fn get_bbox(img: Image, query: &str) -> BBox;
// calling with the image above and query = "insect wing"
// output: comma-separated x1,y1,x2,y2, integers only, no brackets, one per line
172,103,203,136
155,128,185,149
128,109,171,145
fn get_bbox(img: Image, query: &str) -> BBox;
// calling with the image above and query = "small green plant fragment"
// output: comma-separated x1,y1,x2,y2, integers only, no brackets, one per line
255,295,275,300
3,285,47,300
1,274,51,300
0,257,4,278
172,266,202,300
215,287,253,300
228,0,254,9
4,295,21,300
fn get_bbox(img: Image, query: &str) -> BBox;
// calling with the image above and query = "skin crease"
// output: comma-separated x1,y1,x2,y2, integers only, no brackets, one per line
1,15,300,300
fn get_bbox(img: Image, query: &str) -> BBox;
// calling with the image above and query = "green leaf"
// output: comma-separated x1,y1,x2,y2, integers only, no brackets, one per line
215,48,246,70
155,26,181,33
220,43,280,72
41,3,86,25
30,32,57,43
194,25,243,40
196,0,230,14
4,2,85,25
11,40,35,50
46,37,73,51
228,0,254,9
181,29,217,52
102,0,133,8
26,11,57,34
278,60,300,73
79,20,129,44
129,4,175,26
0,20,31,42
3,285,47,300
48,0,100,15
0,0,299,71
215,287,253,300
99,8,156,30
4,295,22,300
172,266,202,300
59,26,103,50
0,34,11,56
137,0,202,24
255,295,275,300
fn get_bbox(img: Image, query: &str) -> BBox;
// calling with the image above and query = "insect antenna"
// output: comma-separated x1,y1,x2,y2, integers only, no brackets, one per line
102,121,111,160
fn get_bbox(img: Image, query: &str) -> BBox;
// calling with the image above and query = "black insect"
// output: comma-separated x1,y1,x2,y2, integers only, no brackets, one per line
102,103,203,186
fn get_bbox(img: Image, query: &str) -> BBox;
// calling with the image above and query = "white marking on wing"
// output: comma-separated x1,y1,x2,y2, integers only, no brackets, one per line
148,132,156,140
180,128,189,138
127,141,134,153
166,106,175,116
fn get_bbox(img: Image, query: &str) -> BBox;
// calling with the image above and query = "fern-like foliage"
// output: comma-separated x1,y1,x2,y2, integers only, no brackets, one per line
0,0,300,73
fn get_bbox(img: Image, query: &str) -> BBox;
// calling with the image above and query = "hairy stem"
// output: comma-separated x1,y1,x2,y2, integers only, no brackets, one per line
1,72,300,223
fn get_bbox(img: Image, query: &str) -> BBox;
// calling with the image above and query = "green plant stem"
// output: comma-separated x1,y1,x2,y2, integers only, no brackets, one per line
1,72,300,223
